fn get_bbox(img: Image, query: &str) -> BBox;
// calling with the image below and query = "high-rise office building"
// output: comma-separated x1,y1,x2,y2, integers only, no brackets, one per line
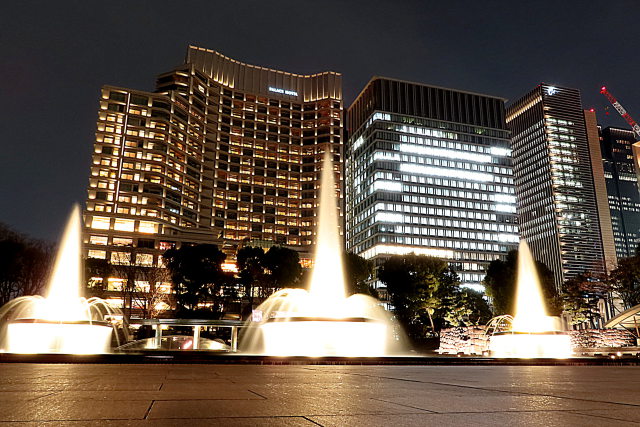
346,77,519,288
600,126,640,258
506,84,614,289
84,46,343,278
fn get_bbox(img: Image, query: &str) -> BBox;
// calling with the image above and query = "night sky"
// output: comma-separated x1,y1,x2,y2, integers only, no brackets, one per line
2,1,639,242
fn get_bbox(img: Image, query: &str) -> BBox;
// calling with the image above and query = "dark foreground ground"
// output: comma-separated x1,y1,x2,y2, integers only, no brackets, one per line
0,363,639,426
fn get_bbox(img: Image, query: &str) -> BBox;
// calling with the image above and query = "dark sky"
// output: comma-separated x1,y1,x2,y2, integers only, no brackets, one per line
2,1,639,242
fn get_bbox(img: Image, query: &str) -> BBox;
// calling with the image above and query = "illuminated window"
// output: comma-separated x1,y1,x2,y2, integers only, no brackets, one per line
89,235,108,245
136,253,154,267
138,221,157,234
111,252,131,265
107,278,125,292
114,219,135,232
91,216,111,230
112,237,133,246
87,250,106,259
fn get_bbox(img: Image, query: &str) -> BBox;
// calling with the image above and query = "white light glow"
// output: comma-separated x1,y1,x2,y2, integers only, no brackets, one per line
494,194,516,204
375,212,404,223
495,204,517,213
400,144,491,163
372,112,391,122
7,322,112,354
372,180,402,192
308,152,346,302
396,125,454,139
373,152,401,161
262,320,387,357
490,146,512,157
399,163,493,182
360,244,453,259
268,86,298,96
497,233,519,243
352,136,364,151
489,333,572,358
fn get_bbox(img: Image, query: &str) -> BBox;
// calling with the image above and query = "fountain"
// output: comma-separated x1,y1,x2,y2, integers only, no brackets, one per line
0,205,124,354
488,240,572,358
241,152,402,356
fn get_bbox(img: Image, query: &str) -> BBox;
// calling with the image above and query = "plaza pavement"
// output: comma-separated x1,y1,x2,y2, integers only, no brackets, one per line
0,363,639,426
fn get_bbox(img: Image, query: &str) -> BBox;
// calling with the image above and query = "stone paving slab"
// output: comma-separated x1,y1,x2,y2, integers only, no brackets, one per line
0,363,639,425
309,411,640,427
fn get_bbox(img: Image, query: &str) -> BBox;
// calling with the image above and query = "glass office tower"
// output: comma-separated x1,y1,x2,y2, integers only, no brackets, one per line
600,126,640,258
346,77,518,289
506,84,610,289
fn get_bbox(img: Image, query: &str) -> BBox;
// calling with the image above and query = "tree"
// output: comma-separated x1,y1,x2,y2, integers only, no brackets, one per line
483,249,559,316
561,273,606,327
609,255,640,310
0,223,53,306
163,244,232,318
442,288,492,327
343,252,375,296
237,246,266,315
0,240,26,305
379,254,453,341
85,258,112,291
482,250,517,315
106,252,172,320
263,246,303,292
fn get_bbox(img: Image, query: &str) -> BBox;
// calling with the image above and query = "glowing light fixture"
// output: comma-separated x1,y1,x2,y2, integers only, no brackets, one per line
399,163,493,182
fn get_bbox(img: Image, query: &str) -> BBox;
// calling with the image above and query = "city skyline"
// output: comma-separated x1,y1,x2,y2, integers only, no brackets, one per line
2,1,640,241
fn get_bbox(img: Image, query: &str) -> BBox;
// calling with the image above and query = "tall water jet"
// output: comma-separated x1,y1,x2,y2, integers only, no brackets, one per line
0,205,124,354
307,151,346,308
241,152,402,356
38,204,86,322
489,240,572,358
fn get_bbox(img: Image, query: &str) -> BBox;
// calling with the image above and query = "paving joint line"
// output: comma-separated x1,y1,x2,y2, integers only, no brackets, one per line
341,371,640,409
28,391,59,401
143,400,154,420
302,415,324,426
370,397,438,413
568,410,638,424
247,389,268,399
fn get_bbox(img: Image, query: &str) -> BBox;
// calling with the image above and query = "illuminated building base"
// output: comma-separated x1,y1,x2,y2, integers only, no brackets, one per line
6,320,113,354
261,318,387,357
489,332,572,358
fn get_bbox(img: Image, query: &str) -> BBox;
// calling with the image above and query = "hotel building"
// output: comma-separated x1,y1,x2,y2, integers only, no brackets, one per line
84,46,343,285
600,126,640,258
506,84,615,289
345,77,519,288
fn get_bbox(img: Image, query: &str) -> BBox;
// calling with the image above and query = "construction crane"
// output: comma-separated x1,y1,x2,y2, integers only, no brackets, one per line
600,86,640,198
600,86,640,139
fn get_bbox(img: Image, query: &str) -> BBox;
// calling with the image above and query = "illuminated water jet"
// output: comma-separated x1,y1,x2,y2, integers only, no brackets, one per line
488,241,572,358
241,153,402,356
0,205,124,354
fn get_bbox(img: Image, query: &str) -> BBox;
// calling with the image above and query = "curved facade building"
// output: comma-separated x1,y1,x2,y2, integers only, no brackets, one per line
84,46,343,280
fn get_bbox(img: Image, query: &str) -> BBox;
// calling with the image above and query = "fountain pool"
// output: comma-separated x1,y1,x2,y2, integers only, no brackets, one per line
241,153,403,357
488,241,572,358
0,205,124,354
